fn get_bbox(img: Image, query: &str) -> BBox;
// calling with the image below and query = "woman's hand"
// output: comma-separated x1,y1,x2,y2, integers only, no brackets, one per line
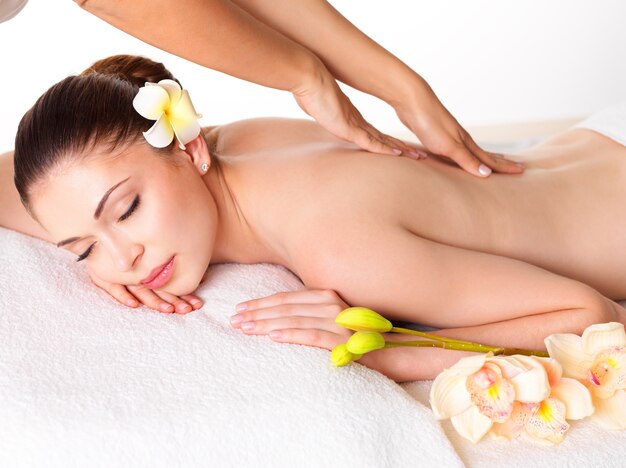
293,69,429,159
89,271,203,314
230,288,404,378
392,77,524,177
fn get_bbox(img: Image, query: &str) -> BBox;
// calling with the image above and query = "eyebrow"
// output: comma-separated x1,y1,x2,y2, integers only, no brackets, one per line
56,177,131,248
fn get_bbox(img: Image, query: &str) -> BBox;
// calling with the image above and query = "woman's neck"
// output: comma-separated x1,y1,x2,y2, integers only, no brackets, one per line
201,126,290,267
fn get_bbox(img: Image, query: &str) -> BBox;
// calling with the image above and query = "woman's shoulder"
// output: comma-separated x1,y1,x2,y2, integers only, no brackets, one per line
209,117,340,156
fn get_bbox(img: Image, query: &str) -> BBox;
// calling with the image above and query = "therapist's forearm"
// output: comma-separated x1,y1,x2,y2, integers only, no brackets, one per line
232,0,421,106
75,0,327,93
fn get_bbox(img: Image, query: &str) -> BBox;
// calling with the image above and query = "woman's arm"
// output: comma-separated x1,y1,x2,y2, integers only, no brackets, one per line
0,151,52,241
229,226,623,382
297,226,618,346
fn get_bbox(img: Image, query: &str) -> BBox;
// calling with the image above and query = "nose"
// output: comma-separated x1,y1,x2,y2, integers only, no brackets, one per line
104,231,144,272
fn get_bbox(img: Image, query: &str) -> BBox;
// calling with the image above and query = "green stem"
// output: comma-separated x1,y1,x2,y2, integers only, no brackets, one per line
384,339,548,357
391,326,489,347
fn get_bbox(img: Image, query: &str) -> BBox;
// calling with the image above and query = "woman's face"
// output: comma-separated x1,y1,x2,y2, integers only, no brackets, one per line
31,144,218,296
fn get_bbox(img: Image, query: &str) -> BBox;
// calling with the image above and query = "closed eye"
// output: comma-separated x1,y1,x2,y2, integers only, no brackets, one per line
118,195,140,222
76,195,141,262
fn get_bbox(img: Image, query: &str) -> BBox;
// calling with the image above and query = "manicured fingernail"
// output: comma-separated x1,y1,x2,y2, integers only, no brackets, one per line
160,303,173,312
241,321,255,331
190,299,203,308
230,314,244,325
236,303,248,312
478,164,492,176
392,149,402,155
179,304,192,314
269,330,282,339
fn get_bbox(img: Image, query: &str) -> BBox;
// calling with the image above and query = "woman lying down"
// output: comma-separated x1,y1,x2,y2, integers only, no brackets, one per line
1,55,625,382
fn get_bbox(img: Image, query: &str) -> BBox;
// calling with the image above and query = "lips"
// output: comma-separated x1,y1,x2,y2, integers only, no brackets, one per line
141,256,175,289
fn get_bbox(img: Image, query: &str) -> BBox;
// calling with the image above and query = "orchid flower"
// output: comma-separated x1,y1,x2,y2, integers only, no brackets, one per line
429,353,551,444
132,79,202,150
545,322,626,430
490,356,594,445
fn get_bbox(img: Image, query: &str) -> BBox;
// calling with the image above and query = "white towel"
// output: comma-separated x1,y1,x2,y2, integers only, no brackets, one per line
0,227,461,468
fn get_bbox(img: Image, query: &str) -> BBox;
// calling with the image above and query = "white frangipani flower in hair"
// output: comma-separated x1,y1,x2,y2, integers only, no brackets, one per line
133,79,202,150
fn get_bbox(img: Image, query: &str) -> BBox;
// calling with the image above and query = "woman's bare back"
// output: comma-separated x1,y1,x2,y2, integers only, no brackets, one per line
211,118,626,299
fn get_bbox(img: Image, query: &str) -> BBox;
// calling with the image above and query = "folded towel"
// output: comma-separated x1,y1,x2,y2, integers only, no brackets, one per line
0,227,462,468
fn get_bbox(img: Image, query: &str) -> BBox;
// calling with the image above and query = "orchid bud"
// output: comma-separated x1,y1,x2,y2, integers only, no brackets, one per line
331,343,362,367
335,307,393,333
346,331,386,355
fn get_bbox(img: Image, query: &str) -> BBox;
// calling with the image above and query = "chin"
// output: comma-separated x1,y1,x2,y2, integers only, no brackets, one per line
159,263,208,297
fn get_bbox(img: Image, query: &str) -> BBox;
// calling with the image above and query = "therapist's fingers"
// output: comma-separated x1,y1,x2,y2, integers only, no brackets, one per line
462,132,524,174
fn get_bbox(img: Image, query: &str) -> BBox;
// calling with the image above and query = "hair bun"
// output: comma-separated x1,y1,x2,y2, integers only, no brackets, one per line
81,54,178,88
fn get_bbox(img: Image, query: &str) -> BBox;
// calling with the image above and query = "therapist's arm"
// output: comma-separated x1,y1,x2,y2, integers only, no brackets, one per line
74,0,415,156
232,0,524,177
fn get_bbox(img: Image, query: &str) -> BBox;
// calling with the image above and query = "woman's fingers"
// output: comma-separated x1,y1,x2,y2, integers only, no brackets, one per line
181,294,204,310
153,289,199,314
125,284,176,313
234,314,351,351
231,302,345,328
89,272,139,307
88,270,200,313
106,283,140,308
236,289,346,312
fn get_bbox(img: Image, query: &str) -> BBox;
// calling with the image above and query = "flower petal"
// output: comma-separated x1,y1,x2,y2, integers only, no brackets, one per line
530,356,563,387
142,114,174,148
551,377,594,420
490,401,528,441
506,355,551,403
587,347,626,399
133,85,169,120
545,333,591,380
429,372,472,420
582,322,626,356
158,79,182,107
447,353,489,377
171,90,202,122
171,116,201,150
466,367,515,422
592,389,626,430
450,405,493,444
524,397,569,445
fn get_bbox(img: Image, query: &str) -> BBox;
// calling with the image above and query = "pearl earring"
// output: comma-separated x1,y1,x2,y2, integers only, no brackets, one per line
201,163,208,172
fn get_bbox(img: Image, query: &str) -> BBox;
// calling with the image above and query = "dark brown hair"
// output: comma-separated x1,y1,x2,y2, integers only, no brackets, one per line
13,54,180,213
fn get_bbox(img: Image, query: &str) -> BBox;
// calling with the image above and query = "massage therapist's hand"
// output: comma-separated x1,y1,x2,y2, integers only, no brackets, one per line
392,76,525,177
88,271,203,314
230,289,402,377
293,69,428,158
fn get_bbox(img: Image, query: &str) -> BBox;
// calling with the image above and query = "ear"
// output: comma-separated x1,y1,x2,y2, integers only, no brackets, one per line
181,134,212,174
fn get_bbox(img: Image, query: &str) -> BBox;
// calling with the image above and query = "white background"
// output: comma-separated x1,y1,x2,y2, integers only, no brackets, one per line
1,0,625,152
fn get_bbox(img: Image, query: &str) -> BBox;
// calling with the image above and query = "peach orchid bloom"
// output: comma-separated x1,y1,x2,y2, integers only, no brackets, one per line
429,353,550,444
545,322,626,430
490,356,594,445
